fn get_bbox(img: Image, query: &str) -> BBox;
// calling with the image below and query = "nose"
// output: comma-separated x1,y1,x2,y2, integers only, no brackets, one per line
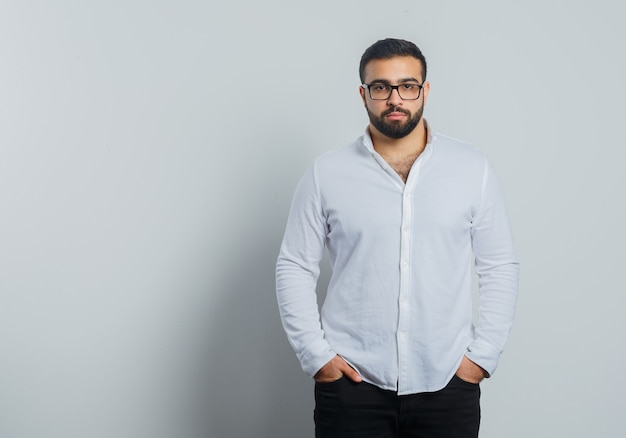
387,87,403,106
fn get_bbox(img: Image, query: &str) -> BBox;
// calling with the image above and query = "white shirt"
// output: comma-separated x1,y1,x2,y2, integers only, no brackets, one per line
276,127,519,395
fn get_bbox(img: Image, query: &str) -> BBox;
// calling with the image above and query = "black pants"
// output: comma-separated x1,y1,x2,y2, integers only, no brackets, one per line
314,375,480,438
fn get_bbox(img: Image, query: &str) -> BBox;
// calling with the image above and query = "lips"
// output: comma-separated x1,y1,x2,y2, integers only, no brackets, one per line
383,107,410,121
386,112,408,120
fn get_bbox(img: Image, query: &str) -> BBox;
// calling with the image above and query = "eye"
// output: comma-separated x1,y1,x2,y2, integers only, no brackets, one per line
372,84,390,92
402,84,418,90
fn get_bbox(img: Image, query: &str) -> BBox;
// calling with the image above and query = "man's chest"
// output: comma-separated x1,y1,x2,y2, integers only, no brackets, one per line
321,172,477,243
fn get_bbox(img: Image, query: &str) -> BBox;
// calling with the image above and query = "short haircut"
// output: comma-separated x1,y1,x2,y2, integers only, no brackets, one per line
359,38,427,83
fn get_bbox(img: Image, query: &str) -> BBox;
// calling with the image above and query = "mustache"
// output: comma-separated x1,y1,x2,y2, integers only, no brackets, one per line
382,106,410,116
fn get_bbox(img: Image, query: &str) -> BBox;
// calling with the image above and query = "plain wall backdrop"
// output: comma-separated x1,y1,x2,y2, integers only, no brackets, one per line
1,1,624,437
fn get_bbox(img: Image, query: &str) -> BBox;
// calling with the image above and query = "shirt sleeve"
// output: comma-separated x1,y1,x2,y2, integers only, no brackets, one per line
276,164,336,377
466,157,520,377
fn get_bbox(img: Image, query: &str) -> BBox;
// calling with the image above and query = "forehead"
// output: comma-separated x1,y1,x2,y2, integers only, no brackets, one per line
362,56,423,83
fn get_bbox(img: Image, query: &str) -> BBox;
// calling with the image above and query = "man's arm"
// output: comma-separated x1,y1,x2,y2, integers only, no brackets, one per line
276,165,337,378
466,157,520,377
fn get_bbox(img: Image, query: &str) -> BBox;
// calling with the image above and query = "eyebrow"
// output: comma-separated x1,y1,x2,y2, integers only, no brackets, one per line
368,77,422,85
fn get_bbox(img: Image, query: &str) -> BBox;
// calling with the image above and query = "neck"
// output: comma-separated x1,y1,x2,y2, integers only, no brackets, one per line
370,119,428,160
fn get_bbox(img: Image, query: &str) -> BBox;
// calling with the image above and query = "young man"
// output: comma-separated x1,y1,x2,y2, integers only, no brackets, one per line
276,38,519,437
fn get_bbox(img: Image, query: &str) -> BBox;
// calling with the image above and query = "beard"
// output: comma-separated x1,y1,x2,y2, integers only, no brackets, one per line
367,104,424,139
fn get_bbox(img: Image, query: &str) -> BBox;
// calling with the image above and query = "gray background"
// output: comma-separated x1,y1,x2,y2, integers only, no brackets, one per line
1,1,624,437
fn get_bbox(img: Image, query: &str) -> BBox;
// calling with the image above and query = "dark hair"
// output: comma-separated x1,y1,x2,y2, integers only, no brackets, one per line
359,38,427,83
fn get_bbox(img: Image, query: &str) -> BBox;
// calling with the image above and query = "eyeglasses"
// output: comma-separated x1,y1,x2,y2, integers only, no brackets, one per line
362,82,424,100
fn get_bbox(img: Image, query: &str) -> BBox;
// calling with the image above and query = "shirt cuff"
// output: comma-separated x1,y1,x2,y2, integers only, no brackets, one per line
298,340,336,378
465,338,501,377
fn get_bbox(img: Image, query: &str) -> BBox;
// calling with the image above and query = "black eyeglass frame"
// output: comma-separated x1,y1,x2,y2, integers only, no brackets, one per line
361,82,424,100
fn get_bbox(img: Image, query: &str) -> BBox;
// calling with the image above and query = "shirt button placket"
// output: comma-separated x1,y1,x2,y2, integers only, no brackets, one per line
397,189,412,392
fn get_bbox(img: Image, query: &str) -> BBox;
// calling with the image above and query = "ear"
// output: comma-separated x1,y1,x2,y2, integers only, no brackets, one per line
359,86,367,107
422,81,431,105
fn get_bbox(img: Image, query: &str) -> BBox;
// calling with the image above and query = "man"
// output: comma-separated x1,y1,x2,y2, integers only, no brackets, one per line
276,38,519,437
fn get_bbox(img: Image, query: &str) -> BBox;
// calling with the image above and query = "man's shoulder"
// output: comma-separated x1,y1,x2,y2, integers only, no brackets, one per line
431,132,485,161
432,131,472,149
313,136,367,167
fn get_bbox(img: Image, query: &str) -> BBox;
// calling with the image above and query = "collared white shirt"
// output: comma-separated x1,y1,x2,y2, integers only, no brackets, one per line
276,126,519,395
